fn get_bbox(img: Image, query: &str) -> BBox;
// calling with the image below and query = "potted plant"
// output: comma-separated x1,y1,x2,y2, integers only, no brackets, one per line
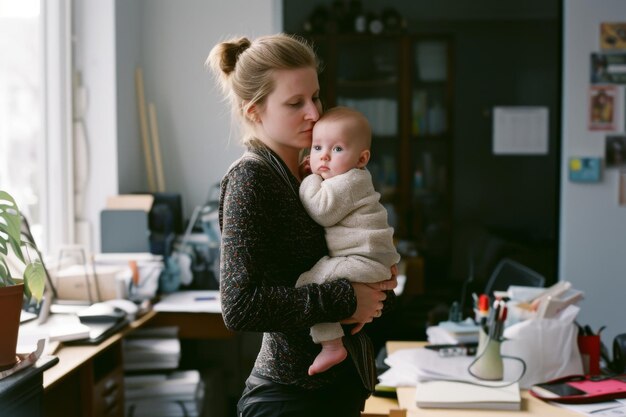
0,190,45,370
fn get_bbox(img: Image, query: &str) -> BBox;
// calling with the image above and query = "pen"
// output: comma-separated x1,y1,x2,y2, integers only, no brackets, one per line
194,296,216,301
129,260,140,287
498,304,507,322
497,305,507,340
478,294,490,314
488,300,500,339
474,293,490,324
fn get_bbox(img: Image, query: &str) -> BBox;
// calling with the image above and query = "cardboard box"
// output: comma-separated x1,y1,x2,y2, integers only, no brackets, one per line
53,264,130,301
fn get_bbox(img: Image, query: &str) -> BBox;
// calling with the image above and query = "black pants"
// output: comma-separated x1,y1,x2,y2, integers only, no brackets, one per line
237,373,367,417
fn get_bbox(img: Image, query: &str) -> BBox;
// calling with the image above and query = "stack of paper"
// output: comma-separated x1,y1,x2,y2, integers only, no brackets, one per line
378,347,522,410
93,252,162,300
427,319,479,345
123,326,180,371
125,370,204,417
153,290,221,313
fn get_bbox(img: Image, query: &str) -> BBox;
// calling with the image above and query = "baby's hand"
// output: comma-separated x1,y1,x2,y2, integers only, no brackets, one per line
299,155,311,178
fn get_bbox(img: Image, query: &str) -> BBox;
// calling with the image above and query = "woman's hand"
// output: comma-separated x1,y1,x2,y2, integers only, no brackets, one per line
345,282,386,324
342,265,399,333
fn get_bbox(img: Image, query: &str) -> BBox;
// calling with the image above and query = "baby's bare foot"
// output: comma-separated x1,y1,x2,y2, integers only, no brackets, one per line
308,341,348,375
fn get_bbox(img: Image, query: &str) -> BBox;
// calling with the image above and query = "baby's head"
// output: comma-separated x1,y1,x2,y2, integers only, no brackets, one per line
309,106,371,180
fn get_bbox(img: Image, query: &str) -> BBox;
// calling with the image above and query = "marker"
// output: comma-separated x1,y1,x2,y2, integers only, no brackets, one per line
129,260,139,286
478,294,490,314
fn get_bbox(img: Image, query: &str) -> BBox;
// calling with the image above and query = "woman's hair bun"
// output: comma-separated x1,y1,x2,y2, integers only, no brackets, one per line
218,37,251,75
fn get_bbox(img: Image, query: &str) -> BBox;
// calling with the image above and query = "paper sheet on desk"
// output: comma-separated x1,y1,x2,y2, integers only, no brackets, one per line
553,399,626,416
153,290,221,313
378,347,523,387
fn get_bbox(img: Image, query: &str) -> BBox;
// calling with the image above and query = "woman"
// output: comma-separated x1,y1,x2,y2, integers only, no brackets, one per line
207,33,397,417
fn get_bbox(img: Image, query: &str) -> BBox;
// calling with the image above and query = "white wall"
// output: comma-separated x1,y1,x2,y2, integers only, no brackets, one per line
115,0,144,196
74,0,280,251
118,0,280,216
561,0,626,346
72,0,118,254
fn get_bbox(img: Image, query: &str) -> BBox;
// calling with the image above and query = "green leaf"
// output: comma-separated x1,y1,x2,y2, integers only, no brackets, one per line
0,250,17,286
22,278,32,300
24,260,45,302
0,259,9,285
0,191,25,263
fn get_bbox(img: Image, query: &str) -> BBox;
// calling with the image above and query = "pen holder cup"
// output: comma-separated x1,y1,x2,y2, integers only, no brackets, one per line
476,326,489,356
578,335,601,375
469,337,504,380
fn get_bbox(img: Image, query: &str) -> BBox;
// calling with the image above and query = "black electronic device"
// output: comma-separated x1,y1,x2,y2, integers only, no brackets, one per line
151,192,184,234
77,302,127,324
425,342,479,357
532,382,587,398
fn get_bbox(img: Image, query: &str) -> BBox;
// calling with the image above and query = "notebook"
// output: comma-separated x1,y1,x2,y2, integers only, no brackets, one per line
20,313,91,342
63,317,129,346
415,380,521,410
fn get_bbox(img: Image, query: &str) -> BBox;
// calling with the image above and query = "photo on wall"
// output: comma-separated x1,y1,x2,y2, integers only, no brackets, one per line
590,53,626,84
605,135,626,168
568,157,602,183
589,85,619,131
600,22,626,50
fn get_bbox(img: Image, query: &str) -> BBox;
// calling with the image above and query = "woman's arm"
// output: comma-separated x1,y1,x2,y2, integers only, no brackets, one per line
219,162,357,333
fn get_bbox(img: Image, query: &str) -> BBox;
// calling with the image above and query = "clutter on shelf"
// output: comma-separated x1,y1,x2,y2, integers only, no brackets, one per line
302,1,406,36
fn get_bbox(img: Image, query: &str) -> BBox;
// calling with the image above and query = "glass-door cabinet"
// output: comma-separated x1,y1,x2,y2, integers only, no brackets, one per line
308,34,453,253
409,38,453,252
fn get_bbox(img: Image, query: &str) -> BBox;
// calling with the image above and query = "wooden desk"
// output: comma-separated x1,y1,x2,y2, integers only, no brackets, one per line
42,309,233,417
147,311,233,339
362,341,579,417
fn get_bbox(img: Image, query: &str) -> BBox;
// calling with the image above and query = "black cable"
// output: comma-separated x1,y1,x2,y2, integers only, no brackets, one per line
459,337,527,388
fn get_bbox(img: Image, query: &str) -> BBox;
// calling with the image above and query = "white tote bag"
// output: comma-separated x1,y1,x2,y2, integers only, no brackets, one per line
501,316,583,388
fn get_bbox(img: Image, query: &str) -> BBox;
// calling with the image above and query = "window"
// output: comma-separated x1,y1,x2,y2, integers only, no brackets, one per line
0,0,43,234
0,0,73,254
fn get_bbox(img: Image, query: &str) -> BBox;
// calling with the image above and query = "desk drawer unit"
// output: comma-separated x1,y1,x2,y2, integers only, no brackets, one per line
93,367,124,417
92,343,124,417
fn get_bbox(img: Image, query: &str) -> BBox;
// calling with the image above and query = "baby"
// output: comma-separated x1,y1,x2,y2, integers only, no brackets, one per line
296,106,401,375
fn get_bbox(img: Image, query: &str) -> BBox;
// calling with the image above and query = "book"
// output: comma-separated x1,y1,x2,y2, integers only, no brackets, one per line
126,399,199,417
124,370,203,400
415,380,521,410
27,314,91,342
436,320,480,344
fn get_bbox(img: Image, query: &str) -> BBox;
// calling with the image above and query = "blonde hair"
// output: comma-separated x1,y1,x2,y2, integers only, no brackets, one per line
315,106,372,149
206,33,319,145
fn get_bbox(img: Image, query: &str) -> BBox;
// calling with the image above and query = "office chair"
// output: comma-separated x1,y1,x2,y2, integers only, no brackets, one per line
483,258,545,296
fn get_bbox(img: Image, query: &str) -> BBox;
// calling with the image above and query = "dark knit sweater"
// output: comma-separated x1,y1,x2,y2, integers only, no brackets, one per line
219,144,365,389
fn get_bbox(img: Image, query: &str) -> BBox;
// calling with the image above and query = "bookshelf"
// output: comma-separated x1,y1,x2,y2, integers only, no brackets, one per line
307,33,454,256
